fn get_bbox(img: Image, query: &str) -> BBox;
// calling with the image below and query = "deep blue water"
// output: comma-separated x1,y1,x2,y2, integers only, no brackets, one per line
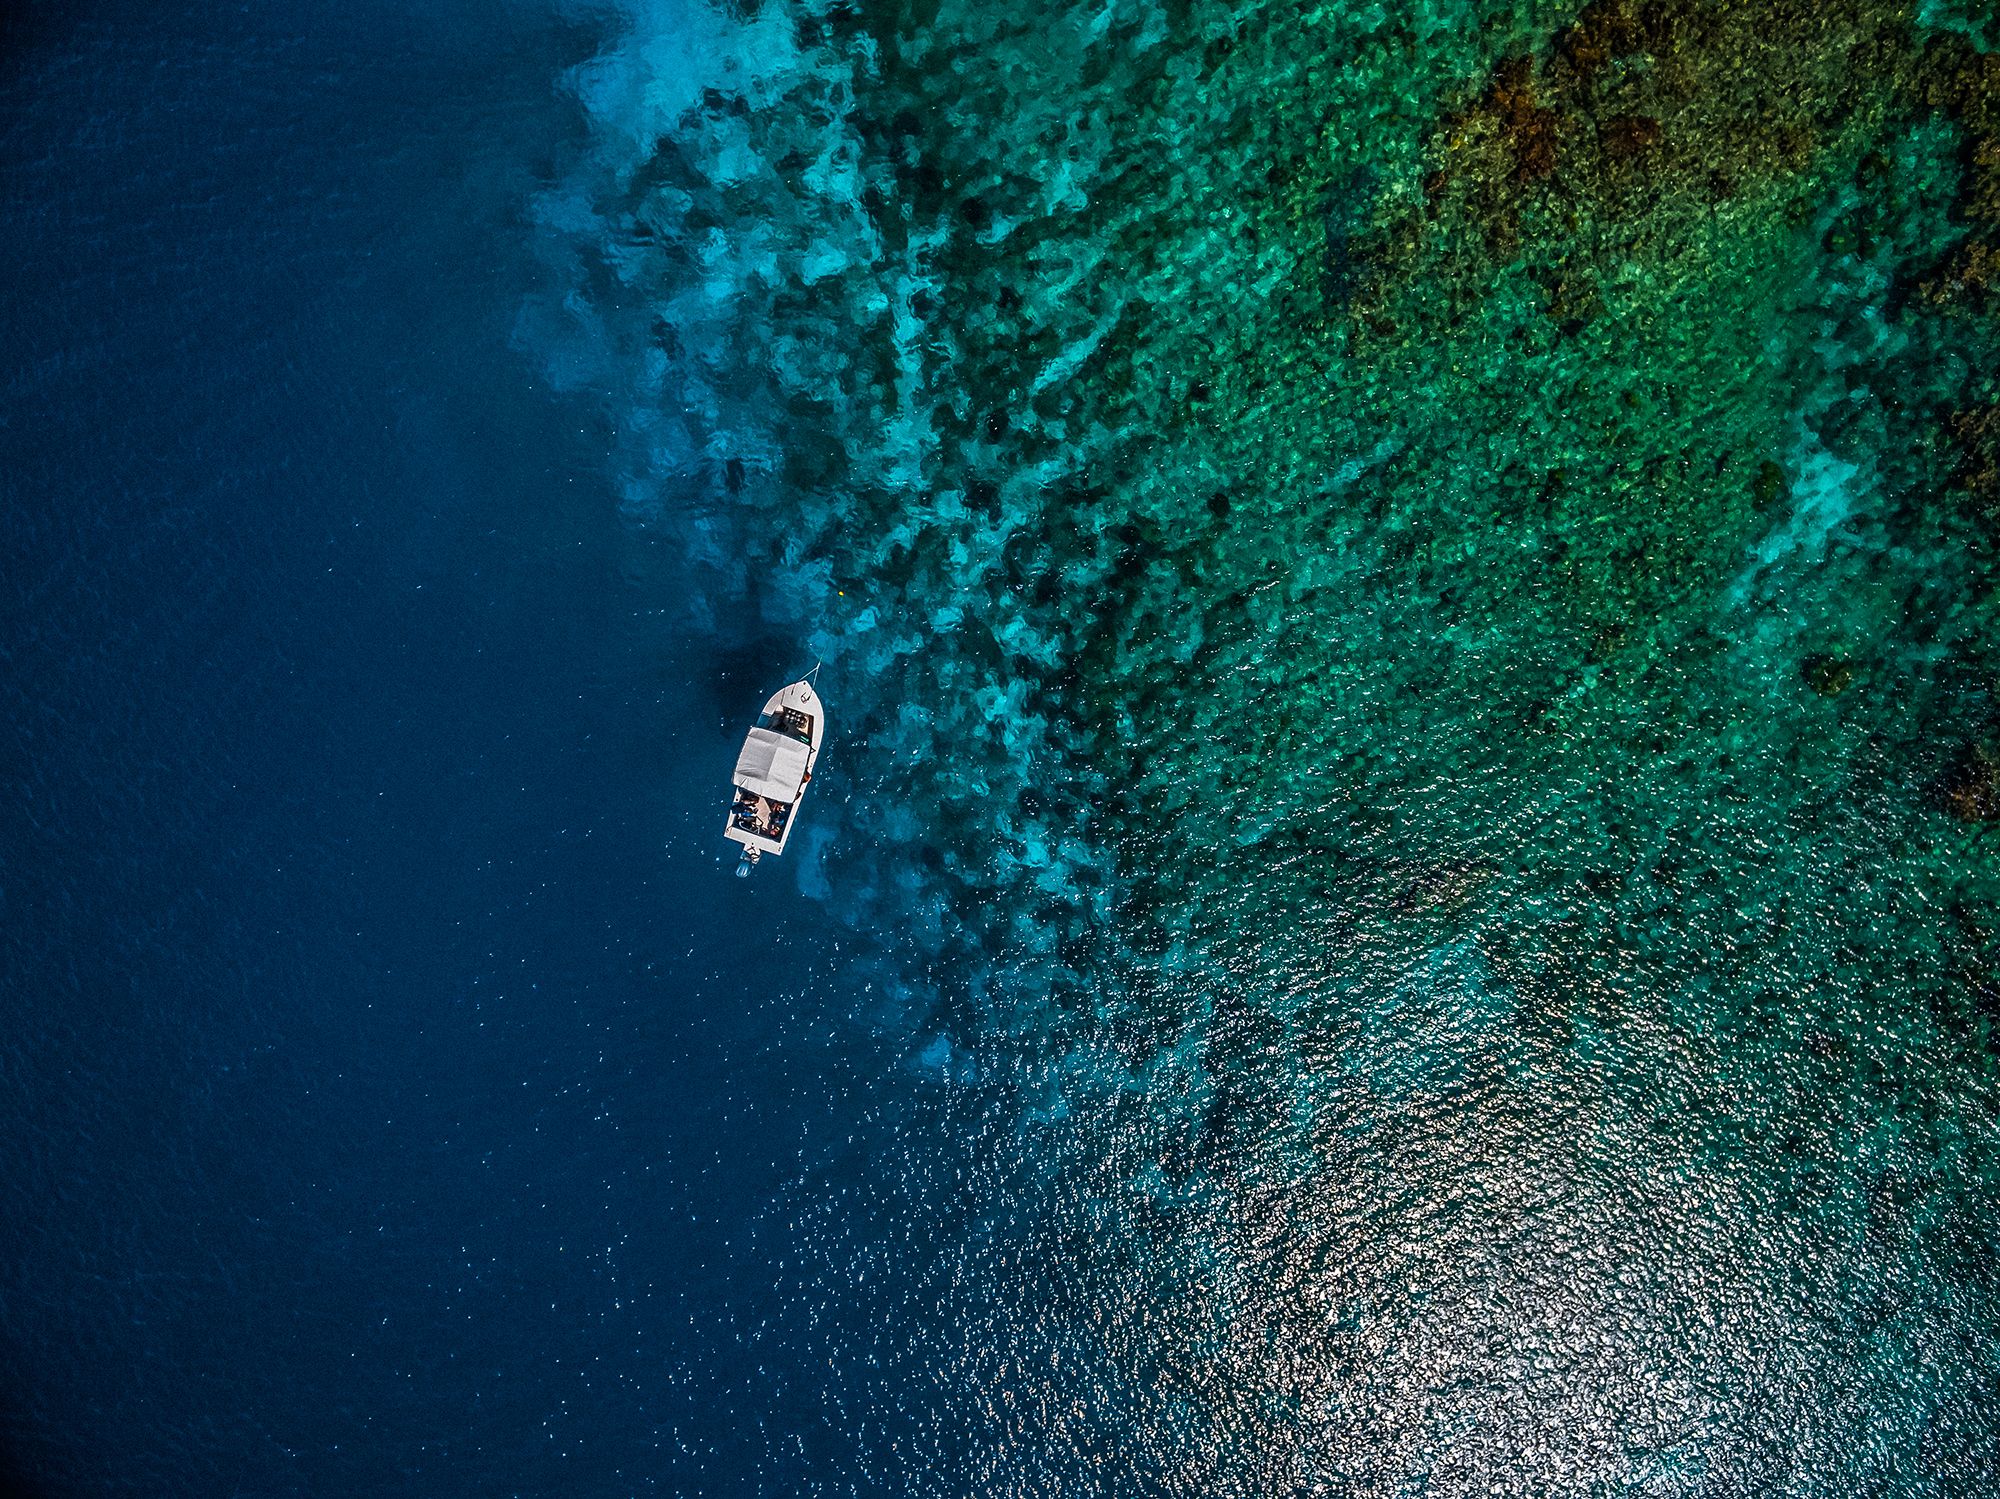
1,5,963,1493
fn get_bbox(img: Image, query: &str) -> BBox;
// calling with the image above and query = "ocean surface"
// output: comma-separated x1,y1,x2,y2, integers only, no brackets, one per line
6,0,2000,1494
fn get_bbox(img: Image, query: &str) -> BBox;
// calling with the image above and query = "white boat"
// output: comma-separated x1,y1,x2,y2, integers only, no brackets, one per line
724,673,825,876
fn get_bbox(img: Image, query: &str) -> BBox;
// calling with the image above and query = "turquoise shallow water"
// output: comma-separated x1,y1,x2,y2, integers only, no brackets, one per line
534,0,2000,1488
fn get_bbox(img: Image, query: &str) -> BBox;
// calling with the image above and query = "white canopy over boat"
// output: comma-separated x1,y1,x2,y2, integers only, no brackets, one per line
733,727,811,800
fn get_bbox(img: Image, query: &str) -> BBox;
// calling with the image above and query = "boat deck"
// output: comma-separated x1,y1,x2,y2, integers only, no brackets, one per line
731,787,792,843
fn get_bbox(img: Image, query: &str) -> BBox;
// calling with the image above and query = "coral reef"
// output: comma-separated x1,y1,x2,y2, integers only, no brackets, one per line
534,0,2000,1483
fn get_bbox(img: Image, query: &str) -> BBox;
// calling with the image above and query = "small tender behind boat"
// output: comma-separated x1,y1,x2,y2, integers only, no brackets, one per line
724,674,825,876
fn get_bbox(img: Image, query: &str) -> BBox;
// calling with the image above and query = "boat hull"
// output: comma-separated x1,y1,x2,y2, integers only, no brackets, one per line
723,678,824,860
